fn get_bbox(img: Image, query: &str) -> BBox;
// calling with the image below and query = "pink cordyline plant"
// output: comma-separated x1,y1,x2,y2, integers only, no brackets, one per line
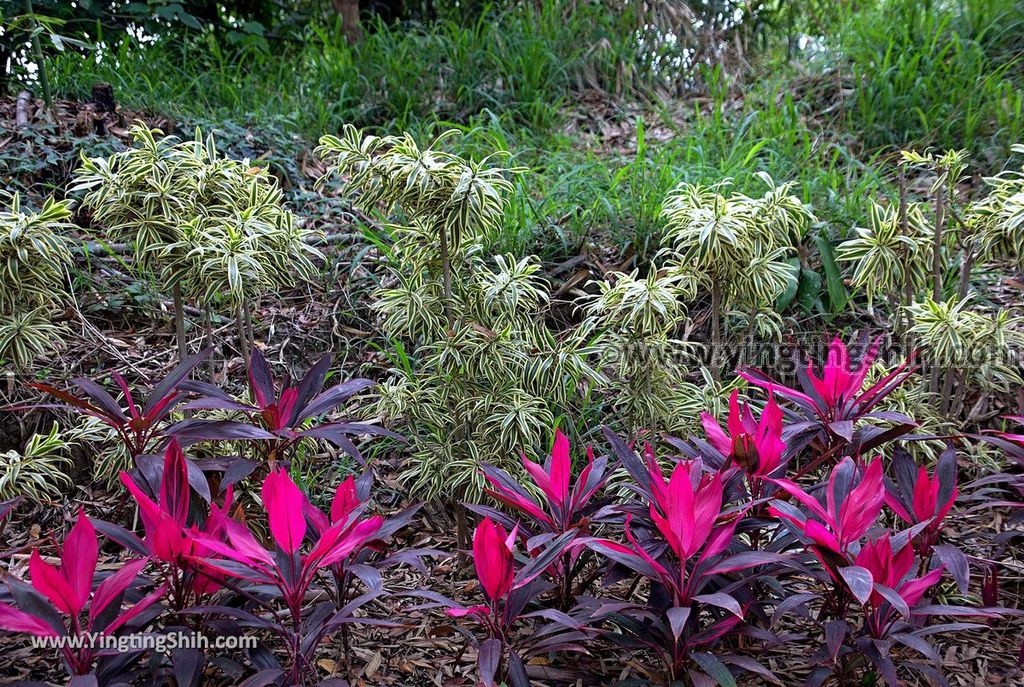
478,429,610,609
433,517,582,687
853,533,945,638
188,468,383,685
738,334,917,470
0,510,165,677
116,440,233,607
584,452,783,682
770,456,886,572
701,390,786,480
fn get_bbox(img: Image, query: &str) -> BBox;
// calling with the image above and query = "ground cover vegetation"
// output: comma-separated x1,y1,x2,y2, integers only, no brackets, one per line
0,0,1023,685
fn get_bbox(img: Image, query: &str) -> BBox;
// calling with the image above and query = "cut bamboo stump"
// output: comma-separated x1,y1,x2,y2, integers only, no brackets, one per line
15,90,31,128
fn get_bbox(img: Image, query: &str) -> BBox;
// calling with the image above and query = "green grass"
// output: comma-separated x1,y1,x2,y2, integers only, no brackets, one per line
451,82,888,264
835,0,1024,163
34,0,1024,267
49,1,653,138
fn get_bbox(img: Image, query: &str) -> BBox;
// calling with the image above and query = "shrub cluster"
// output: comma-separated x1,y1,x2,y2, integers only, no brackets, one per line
0,335,1014,687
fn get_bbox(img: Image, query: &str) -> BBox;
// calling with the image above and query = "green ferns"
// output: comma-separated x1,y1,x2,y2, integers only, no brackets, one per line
0,193,76,367
318,126,597,502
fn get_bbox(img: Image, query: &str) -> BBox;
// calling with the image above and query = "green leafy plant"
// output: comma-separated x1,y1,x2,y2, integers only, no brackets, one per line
660,173,810,375
0,307,65,369
581,269,696,440
0,192,75,368
71,124,319,363
900,148,970,301
0,423,73,501
905,296,1024,419
837,200,933,309
318,126,598,543
973,144,1024,268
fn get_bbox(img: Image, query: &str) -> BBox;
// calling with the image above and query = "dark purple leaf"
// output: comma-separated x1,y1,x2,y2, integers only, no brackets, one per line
171,647,204,687
507,650,529,687
92,519,147,556
515,530,575,586
839,565,873,605
478,638,502,687
721,655,781,685
912,604,1003,617
873,583,910,620
179,379,234,401
691,652,736,687
182,397,259,413
222,458,259,489
823,620,846,660
144,349,210,415
348,563,383,594
858,423,918,453
805,667,833,687
828,460,856,513
912,622,987,636
694,593,742,618
891,632,939,662
666,606,690,642
298,379,376,423
73,377,127,422
237,669,285,687
184,455,211,503
288,355,332,425
936,445,957,509
602,426,648,488
248,349,276,409
933,545,969,594
855,637,898,687
168,419,277,441
298,422,402,446
770,592,816,626
828,420,854,441
706,551,793,575
0,496,23,523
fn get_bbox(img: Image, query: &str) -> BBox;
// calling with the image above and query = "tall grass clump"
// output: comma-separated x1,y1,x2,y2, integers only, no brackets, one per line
837,0,1024,164
48,2,652,138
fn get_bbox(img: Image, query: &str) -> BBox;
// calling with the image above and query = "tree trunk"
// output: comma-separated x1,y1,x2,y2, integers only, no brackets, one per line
205,309,216,383
898,167,913,333
958,245,976,300
332,0,363,44
91,83,116,113
236,302,251,369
